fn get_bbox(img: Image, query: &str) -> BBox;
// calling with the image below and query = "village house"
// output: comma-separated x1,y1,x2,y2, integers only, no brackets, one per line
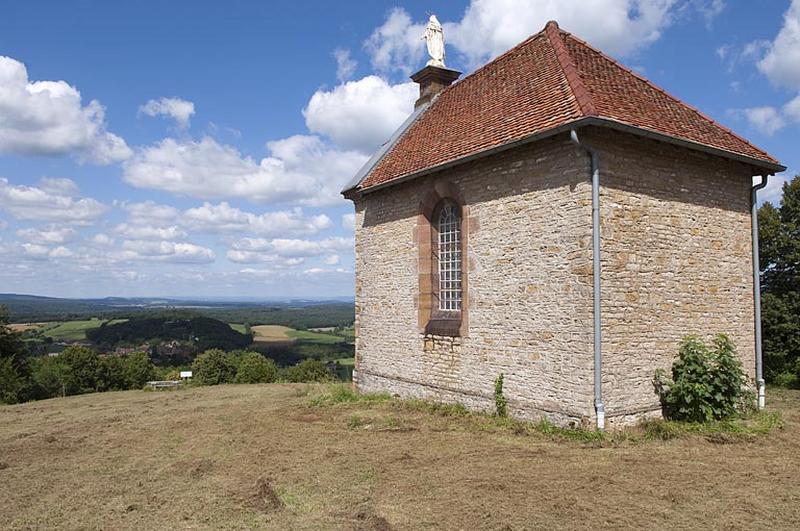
342,20,785,428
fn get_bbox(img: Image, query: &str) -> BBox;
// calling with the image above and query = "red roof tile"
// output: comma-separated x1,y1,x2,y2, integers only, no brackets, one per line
355,21,781,192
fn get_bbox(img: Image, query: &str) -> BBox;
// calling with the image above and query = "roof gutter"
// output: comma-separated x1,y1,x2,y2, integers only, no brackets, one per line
570,128,605,431
353,116,785,198
752,175,770,409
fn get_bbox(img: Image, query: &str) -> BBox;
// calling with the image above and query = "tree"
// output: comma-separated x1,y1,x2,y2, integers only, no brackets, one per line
234,352,278,384
192,349,237,385
96,355,128,392
29,356,69,399
60,345,100,394
123,351,156,389
759,175,800,386
0,306,29,403
284,359,333,383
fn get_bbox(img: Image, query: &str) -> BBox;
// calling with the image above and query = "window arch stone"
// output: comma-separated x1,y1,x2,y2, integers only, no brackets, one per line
416,181,470,337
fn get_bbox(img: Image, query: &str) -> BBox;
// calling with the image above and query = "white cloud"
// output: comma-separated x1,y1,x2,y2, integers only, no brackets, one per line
0,177,107,224
182,202,331,236
342,212,355,230
115,223,187,240
120,200,180,225
757,0,800,90
784,93,800,122
16,226,76,244
91,233,115,247
732,94,800,135
304,76,417,153
49,245,73,258
448,0,680,65
324,254,340,265
757,173,790,206
122,135,365,206
139,97,195,129
0,56,131,163
229,236,353,260
364,8,426,74
121,240,215,263
226,249,306,266
20,242,73,259
739,106,787,135
333,48,357,82
303,267,350,276
365,2,724,75
696,0,725,26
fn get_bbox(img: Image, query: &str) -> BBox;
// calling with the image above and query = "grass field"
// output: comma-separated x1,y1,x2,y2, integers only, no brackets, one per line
229,323,248,334
8,323,46,332
251,324,346,345
39,318,127,341
1,386,798,529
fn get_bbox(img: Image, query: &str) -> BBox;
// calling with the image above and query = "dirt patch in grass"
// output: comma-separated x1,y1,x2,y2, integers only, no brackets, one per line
1,385,798,529
251,324,295,344
246,478,284,513
8,322,46,332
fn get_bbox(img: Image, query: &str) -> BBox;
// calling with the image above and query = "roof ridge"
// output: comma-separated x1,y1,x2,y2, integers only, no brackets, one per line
559,28,778,163
544,21,596,117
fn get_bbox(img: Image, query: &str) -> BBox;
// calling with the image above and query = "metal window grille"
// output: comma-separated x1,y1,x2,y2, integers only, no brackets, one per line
437,202,462,311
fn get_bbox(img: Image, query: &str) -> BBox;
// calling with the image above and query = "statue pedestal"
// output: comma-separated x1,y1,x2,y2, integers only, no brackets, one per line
411,65,462,108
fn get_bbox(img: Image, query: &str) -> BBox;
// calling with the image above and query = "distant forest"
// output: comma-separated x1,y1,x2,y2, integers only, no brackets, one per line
87,315,252,351
0,294,355,330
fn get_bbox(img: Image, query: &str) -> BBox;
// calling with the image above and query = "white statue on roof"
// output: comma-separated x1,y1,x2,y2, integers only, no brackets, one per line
422,14,446,68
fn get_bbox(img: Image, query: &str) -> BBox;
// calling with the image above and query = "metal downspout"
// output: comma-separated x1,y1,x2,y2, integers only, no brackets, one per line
752,175,769,409
570,129,605,430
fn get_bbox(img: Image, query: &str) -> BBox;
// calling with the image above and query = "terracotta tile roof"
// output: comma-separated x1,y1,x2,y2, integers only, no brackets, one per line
354,21,781,193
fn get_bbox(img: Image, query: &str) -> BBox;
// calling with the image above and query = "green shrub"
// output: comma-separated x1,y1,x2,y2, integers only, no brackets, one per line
60,345,100,394
234,352,278,384
192,349,237,385
494,373,508,418
123,351,156,388
0,357,26,404
96,355,128,392
654,334,752,422
284,359,333,383
29,356,68,399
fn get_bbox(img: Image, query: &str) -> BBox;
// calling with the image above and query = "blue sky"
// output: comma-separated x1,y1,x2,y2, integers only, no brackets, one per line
0,1,798,299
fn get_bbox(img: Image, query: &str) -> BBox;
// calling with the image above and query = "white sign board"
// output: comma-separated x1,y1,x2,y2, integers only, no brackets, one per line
180,371,193,378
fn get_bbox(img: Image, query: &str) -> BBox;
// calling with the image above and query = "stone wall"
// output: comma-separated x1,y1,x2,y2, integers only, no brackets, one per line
353,136,597,425
585,128,756,424
352,128,757,427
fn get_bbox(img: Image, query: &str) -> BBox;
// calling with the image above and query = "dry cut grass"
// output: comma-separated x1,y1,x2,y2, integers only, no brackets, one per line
250,324,294,343
0,385,798,530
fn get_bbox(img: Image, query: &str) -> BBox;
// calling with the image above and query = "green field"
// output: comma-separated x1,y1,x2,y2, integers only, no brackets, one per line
228,323,248,334
285,328,346,344
41,319,127,341
37,319,347,345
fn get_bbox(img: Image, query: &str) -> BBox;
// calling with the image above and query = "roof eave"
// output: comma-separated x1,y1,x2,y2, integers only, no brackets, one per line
586,117,786,174
356,116,785,196
341,101,432,200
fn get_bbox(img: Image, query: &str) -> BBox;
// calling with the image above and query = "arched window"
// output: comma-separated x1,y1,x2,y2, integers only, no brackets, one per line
436,200,462,312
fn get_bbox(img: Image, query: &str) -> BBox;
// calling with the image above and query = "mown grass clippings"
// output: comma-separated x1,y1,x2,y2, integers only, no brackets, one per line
347,413,411,432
